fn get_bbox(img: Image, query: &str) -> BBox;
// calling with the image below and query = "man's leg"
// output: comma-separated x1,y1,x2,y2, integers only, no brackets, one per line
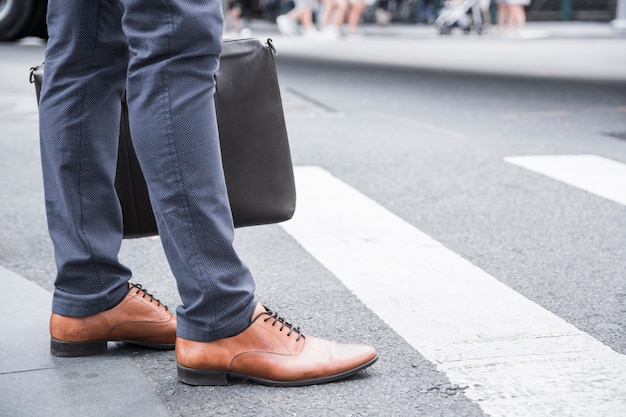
120,0,378,387
40,0,176,357
119,0,256,342
40,0,131,316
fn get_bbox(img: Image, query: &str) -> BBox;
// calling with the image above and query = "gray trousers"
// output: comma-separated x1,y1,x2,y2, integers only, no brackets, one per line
39,0,256,342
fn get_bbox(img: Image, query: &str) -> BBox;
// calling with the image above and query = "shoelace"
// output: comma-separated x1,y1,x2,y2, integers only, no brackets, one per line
263,308,305,341
130,283,168,310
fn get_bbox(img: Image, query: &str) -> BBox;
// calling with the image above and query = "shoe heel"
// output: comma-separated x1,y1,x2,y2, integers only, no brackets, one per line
177,364,228,386
50,338,107,357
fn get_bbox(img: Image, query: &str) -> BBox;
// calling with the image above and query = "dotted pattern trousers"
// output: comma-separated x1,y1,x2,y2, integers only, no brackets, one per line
39,0,256,342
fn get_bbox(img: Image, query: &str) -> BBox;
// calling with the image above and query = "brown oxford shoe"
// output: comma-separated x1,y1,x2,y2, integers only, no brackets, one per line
50,283,176,357
176,303,378,386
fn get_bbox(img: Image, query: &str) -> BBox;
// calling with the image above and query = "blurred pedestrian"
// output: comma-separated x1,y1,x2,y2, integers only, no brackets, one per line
479,0,491,31
507,0,529,32
319,0,348,38
39,0,378,387
276,0,322,37
415,0,435,25
496,0,510,32
223,0,243,36
346,0,376,35
497,0,528,33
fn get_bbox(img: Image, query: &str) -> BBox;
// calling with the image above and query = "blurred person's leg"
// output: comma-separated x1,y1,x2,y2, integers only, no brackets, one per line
509,4,526,31
347,0,369,34
496,2,509,31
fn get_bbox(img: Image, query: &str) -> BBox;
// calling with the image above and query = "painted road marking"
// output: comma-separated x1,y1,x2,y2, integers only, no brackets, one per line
281,166,626,417
498,106,626,120
505,154,626,206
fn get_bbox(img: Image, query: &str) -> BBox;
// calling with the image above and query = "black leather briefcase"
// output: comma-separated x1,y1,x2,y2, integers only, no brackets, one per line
32,38,296,238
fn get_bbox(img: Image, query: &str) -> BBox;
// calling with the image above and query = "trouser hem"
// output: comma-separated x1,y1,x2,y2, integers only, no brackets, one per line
175,299,257,342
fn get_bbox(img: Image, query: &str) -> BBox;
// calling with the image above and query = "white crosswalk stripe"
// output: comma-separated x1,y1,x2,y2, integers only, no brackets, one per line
280,165,626,417
504,154,626,206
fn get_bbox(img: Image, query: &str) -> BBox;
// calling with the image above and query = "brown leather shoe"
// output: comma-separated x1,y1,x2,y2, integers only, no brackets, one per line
50,283,176,357
176,303,378,386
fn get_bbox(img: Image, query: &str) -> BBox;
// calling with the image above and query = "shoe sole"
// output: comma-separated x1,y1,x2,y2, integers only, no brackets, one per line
177,354,378,387
51,338,175,357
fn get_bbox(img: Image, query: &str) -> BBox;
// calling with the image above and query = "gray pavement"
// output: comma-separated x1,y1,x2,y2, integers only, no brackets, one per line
1,19,625,417
0,266,171,417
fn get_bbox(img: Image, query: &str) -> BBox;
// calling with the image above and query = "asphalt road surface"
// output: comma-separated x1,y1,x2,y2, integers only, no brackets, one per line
1,34,625,416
